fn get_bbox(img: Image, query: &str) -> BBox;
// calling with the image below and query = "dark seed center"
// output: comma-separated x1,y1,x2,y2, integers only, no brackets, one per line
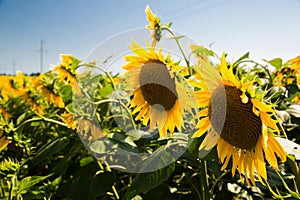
139,60,178,111
209,85,262,149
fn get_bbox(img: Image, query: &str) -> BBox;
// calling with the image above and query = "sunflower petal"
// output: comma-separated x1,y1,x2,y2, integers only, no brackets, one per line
269,136,286,162
261,112,280,133
251,98,275,113
192,117,210,138
219,53,240,88
255,136,267,181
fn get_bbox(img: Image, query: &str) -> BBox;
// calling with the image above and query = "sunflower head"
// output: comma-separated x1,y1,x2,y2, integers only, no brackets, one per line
0,130,9,152
273,55,300,102
192,51,286,185
145,5,162,46
122,41,195,137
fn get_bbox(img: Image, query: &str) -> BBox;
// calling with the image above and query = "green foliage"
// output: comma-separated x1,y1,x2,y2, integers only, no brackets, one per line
0,7,300,200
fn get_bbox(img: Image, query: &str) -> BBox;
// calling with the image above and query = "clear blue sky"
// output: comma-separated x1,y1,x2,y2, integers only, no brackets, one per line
1,0,300,74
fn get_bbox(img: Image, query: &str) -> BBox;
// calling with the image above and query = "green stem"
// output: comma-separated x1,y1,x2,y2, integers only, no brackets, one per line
88,98,136,130
13,115,68,132
209,170,229,198
8,174,16,200
276,170,300,199
191,182,201,200
274,113,288,139
239,60,273,84
199,160,209,200
161,27,192,76
77,63,116,90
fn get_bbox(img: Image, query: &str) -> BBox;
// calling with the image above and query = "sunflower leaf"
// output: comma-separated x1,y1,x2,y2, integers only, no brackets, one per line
233,52,250,66
265,58,283,69
124,145,176,199
192,45,214,56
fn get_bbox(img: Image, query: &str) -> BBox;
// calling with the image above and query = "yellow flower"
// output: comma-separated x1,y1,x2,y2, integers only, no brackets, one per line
61,112,77,130
0,131,9,152
145,5,162,47
192,53,286,186
287,55,300,85
52,54,80,87
75,118,105,141
288,55,300,71
122,40,195,137
35,75,65,108
53,65,77,85
0,106,10,120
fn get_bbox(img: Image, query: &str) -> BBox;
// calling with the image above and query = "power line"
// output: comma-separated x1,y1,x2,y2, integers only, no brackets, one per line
162,0,211,18
164,0,235,22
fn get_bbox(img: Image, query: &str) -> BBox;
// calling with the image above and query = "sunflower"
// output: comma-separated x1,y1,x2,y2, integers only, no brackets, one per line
145,5,162,47
0,130,9,152
273,55,300,102
35,74,65,108
61,112,77,130
76,118,105,141
122,40,195,137
192,52,286,186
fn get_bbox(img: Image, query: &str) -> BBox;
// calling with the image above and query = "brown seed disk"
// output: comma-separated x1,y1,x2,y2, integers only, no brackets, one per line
209,85,262,149
139,60,178,111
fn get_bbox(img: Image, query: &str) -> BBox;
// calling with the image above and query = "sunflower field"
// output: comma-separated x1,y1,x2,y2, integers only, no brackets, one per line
1,6,300,200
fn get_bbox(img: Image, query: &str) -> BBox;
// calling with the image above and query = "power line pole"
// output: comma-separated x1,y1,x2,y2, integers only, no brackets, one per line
39,39,46,73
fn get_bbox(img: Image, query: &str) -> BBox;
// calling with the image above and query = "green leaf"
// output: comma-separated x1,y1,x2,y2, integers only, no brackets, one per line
16,112,27,125
233,52,249,66
124,145,177,199
98,83,113,98
266,58,283,69
125,164,175,199
126,130,151,141
169,35,185,40
80,156,94,167
88,171,116,199
30,137,69,168
18,174,52,193
192,45,214,56
30,121,41,127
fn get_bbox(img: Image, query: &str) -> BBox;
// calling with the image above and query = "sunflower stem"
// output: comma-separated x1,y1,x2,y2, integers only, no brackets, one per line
273,113,288,139
238,60,273,85
199,160,209,200
209,170,229,198
87,98,137,130
77,63,116,90
161,27,192,76
13,115,68,132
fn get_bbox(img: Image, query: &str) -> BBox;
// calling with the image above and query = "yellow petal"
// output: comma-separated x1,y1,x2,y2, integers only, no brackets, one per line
219,53,240,88
251,98,275,113
268,135,286,162
218,139,230,163
199,130,219,151
231,148,239,177
260,112,279,132
263,142,279,170
192,117,210,138
255,136,267,181
248,151,256,185
221,151,231,171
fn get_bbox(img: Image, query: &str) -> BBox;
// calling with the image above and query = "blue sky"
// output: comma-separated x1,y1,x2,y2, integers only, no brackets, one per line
0,0,300,74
